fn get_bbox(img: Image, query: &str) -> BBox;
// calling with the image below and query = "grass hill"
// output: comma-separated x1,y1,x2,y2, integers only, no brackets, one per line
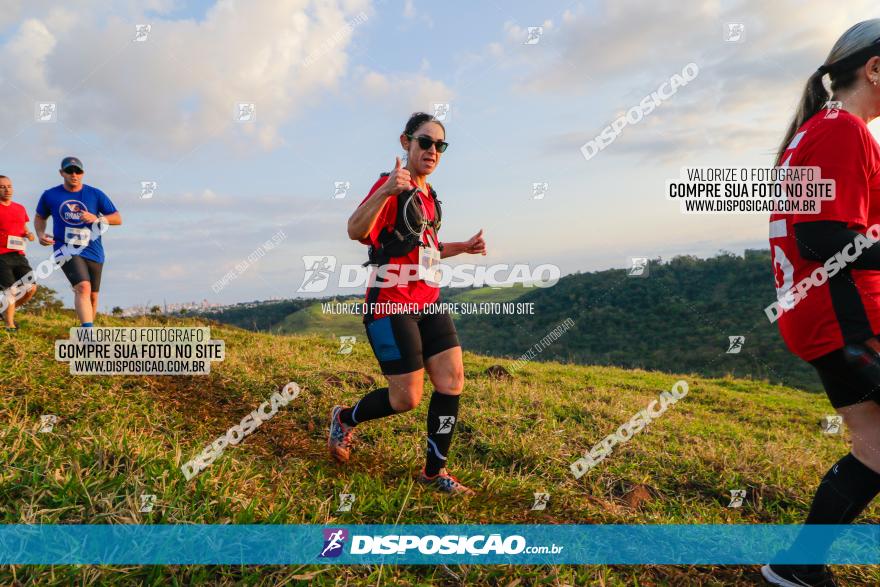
196,285,533,339
275,297,363,336
195,252,819,392
452,250,819,392
189,299,316,331
2,310,877,585
443,282,533,303
265,285,534,337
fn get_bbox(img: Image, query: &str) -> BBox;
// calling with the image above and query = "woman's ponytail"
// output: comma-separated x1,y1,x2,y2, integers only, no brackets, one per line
776,70,828,164
776,19,880,164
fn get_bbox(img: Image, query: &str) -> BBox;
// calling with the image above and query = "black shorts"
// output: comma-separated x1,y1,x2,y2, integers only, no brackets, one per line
365,311,460,375
810,346,880,408
61,255,103,292
0,252,32,289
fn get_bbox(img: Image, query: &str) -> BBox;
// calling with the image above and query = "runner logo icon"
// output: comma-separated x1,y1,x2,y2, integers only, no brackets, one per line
319,528,348,558
728,489,746,508
436,416,456,434
298,256,337,293
531,493,550,510
338,336,356,355
337,494,355,512
726,336,745,354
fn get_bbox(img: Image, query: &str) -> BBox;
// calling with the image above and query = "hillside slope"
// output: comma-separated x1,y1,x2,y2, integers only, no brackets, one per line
454,250,819,392
1,311,876,585
196,252,819,392
199,285,533,338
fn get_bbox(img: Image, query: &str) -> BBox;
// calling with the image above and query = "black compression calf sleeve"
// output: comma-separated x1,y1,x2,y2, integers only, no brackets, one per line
425,391,461,477
805,452,880,525
340,387,396,427
786,452,880,560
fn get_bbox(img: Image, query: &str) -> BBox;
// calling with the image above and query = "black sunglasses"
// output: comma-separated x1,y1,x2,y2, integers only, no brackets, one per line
63,167,83,175
407,134,448,153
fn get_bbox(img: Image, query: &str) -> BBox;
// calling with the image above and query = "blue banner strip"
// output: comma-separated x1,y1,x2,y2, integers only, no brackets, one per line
0,524,878,565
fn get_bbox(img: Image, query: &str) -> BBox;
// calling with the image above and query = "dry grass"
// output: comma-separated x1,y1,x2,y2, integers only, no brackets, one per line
1,310,877,585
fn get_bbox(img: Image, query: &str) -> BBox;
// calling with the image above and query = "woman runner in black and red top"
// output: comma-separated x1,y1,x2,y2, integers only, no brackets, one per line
330,112,486,494
764,19,880,587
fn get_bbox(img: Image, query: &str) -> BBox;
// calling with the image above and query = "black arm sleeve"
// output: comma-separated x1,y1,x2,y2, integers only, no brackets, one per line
794,221,880,270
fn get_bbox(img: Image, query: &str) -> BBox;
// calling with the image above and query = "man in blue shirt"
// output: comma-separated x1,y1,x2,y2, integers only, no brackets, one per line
34,157,122,327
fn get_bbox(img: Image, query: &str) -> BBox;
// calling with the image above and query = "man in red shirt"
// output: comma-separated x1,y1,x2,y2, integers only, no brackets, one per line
0,175,37,331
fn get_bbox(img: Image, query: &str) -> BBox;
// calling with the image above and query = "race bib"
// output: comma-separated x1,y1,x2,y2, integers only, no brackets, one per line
64,227,91,247
6,235,26,251
418,245,441,286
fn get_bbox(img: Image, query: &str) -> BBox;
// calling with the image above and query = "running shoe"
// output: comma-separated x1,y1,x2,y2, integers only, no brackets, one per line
761,564,838,586
417,467,475,495
328,405,356,463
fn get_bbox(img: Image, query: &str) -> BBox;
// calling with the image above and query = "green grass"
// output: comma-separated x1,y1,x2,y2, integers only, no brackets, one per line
271,286,531,339
446,283,532,303
1,310,877,585
274,298,363,337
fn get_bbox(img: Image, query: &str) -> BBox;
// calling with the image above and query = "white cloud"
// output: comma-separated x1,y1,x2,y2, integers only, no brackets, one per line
399,0,433,29
0,0,25,32
179,188,221,204
511,0,880,160
0,0,371,156
357,69,454,114
403,0,416,19
3,19,56,92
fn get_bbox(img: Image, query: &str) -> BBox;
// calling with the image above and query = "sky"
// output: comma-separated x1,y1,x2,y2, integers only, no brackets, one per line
1,0,878,311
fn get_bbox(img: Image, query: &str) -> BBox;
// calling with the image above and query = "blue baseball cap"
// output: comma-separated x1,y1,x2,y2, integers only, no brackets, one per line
60,156,83,171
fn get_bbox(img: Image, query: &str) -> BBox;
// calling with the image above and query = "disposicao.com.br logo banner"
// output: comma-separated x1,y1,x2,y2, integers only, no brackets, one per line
317,527,560,560
1,525,879,565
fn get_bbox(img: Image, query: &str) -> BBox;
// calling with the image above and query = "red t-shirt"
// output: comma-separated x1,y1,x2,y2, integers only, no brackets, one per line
769,109,880,361
0,201,29,255
358,174,441,318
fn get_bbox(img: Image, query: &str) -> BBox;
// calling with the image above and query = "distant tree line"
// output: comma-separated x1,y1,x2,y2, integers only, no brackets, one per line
192,251,820,392
452,250,820,392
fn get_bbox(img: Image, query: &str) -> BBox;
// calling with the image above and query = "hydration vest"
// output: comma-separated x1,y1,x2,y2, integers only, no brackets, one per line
364,173,443,266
